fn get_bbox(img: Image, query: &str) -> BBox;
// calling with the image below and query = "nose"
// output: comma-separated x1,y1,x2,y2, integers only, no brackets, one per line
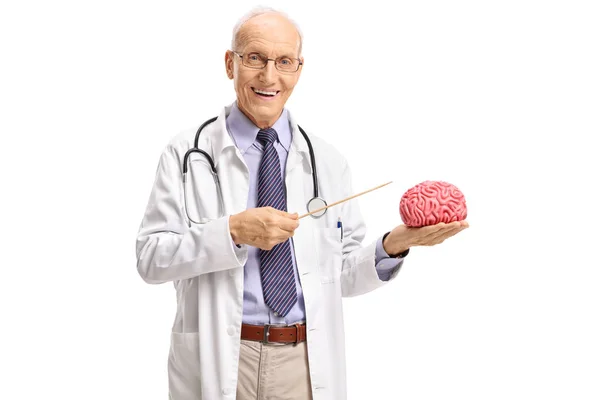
258,60,277,83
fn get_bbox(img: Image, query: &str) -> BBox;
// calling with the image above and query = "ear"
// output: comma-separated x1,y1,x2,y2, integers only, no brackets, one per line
297,56,305,77
225,50,234,80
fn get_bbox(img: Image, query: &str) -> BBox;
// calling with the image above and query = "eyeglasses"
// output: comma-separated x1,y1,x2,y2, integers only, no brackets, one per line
232,51,302,73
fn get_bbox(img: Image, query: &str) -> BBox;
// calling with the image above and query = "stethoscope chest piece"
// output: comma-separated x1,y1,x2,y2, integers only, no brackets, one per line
306,197,327,218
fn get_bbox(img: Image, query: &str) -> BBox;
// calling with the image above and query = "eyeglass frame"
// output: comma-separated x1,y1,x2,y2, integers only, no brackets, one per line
231,51,303,73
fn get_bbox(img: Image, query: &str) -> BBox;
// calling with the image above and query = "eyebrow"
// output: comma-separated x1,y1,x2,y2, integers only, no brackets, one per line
245,50,297,59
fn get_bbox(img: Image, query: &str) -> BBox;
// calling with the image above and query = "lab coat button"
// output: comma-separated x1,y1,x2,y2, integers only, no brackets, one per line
227,326,235,336
229,269,236,276
274,312,279,317
222,387,232,395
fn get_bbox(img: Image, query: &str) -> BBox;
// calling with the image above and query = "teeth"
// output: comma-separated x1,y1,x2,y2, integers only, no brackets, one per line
253,88,277,96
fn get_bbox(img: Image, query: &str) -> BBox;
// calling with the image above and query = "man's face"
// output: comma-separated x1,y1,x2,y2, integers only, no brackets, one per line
225,13,303,129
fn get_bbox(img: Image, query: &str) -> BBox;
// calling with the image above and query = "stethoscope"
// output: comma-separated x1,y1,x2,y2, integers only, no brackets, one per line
182,117,328,225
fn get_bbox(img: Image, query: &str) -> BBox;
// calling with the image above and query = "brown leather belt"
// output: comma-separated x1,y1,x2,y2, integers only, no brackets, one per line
241,323,306,345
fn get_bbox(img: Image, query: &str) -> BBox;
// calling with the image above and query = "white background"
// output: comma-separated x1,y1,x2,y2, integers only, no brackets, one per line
1,0,599,399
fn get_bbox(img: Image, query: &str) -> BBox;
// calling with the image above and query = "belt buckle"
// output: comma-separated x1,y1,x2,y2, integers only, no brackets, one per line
262,324,271,344
262,323,287,345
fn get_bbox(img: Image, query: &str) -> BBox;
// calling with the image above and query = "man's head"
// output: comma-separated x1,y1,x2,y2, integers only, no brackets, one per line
225,7,304,129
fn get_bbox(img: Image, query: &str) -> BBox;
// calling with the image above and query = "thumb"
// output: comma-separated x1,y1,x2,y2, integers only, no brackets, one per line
271,208,291,217
267,207,298,219
280,210,298,219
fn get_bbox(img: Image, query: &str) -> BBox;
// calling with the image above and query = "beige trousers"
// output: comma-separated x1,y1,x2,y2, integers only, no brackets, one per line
236,339,313,400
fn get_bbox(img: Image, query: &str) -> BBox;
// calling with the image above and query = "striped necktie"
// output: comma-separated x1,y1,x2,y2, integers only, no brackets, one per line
256,128,297,317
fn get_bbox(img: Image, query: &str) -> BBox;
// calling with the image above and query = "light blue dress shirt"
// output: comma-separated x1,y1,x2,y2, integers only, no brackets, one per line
226,102,405,325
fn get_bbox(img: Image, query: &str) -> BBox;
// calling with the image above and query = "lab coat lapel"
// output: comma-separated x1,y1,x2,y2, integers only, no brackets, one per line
209,106,250,216
286,116,319,283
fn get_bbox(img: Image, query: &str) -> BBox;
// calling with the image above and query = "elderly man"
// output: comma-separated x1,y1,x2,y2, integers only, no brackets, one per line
136,6,468,400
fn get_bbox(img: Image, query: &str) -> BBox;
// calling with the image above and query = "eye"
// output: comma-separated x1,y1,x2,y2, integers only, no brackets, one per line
247,53,261,61
278,57,292,65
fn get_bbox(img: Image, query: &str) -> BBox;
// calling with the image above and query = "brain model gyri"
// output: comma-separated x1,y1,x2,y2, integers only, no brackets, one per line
399,181,467,227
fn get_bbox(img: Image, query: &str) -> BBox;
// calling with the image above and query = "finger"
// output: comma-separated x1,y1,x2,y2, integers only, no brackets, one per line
412,222,447,236
259,241,276,251
268,230,294,247
420,221,461,239
428,225,466,244
278,218,300,233
438,224,465,238
276,230,295,242
257,234,287,250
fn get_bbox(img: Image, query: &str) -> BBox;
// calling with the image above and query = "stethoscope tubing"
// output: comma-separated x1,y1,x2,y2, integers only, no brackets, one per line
182,117,324,224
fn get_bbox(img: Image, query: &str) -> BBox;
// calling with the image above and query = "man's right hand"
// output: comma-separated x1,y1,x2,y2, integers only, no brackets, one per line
229,207,300,250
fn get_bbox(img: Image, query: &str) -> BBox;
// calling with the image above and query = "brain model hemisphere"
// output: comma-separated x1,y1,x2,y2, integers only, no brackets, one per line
400,181,467,227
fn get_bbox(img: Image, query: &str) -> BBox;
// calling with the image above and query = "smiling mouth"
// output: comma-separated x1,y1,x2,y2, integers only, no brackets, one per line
252,87,280,98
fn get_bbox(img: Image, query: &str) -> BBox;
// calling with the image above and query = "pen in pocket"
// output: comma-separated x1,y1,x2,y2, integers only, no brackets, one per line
337,217,343,242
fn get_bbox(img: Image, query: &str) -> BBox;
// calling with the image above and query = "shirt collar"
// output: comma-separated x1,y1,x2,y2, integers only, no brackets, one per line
226,101,292,154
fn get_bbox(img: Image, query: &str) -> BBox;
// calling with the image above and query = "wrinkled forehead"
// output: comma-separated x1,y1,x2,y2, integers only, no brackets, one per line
236,14,301,56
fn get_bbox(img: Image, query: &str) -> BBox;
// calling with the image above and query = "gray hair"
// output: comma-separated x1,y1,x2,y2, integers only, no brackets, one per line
231,6,303,55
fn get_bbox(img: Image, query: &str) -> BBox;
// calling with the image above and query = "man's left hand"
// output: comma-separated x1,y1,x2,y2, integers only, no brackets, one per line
382,220,469,256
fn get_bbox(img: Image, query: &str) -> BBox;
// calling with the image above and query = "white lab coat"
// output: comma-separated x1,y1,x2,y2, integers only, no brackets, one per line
136,104,401,399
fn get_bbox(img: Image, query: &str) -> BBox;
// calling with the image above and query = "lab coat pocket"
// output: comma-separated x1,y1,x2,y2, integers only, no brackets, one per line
187,157,221,221
314,227,343,284
168,332,202,400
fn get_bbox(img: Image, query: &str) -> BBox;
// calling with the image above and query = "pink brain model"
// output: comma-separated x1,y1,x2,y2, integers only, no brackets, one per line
400,181,467,227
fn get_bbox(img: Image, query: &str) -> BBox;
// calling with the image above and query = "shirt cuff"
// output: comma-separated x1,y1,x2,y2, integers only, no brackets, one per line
374,234,409,281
